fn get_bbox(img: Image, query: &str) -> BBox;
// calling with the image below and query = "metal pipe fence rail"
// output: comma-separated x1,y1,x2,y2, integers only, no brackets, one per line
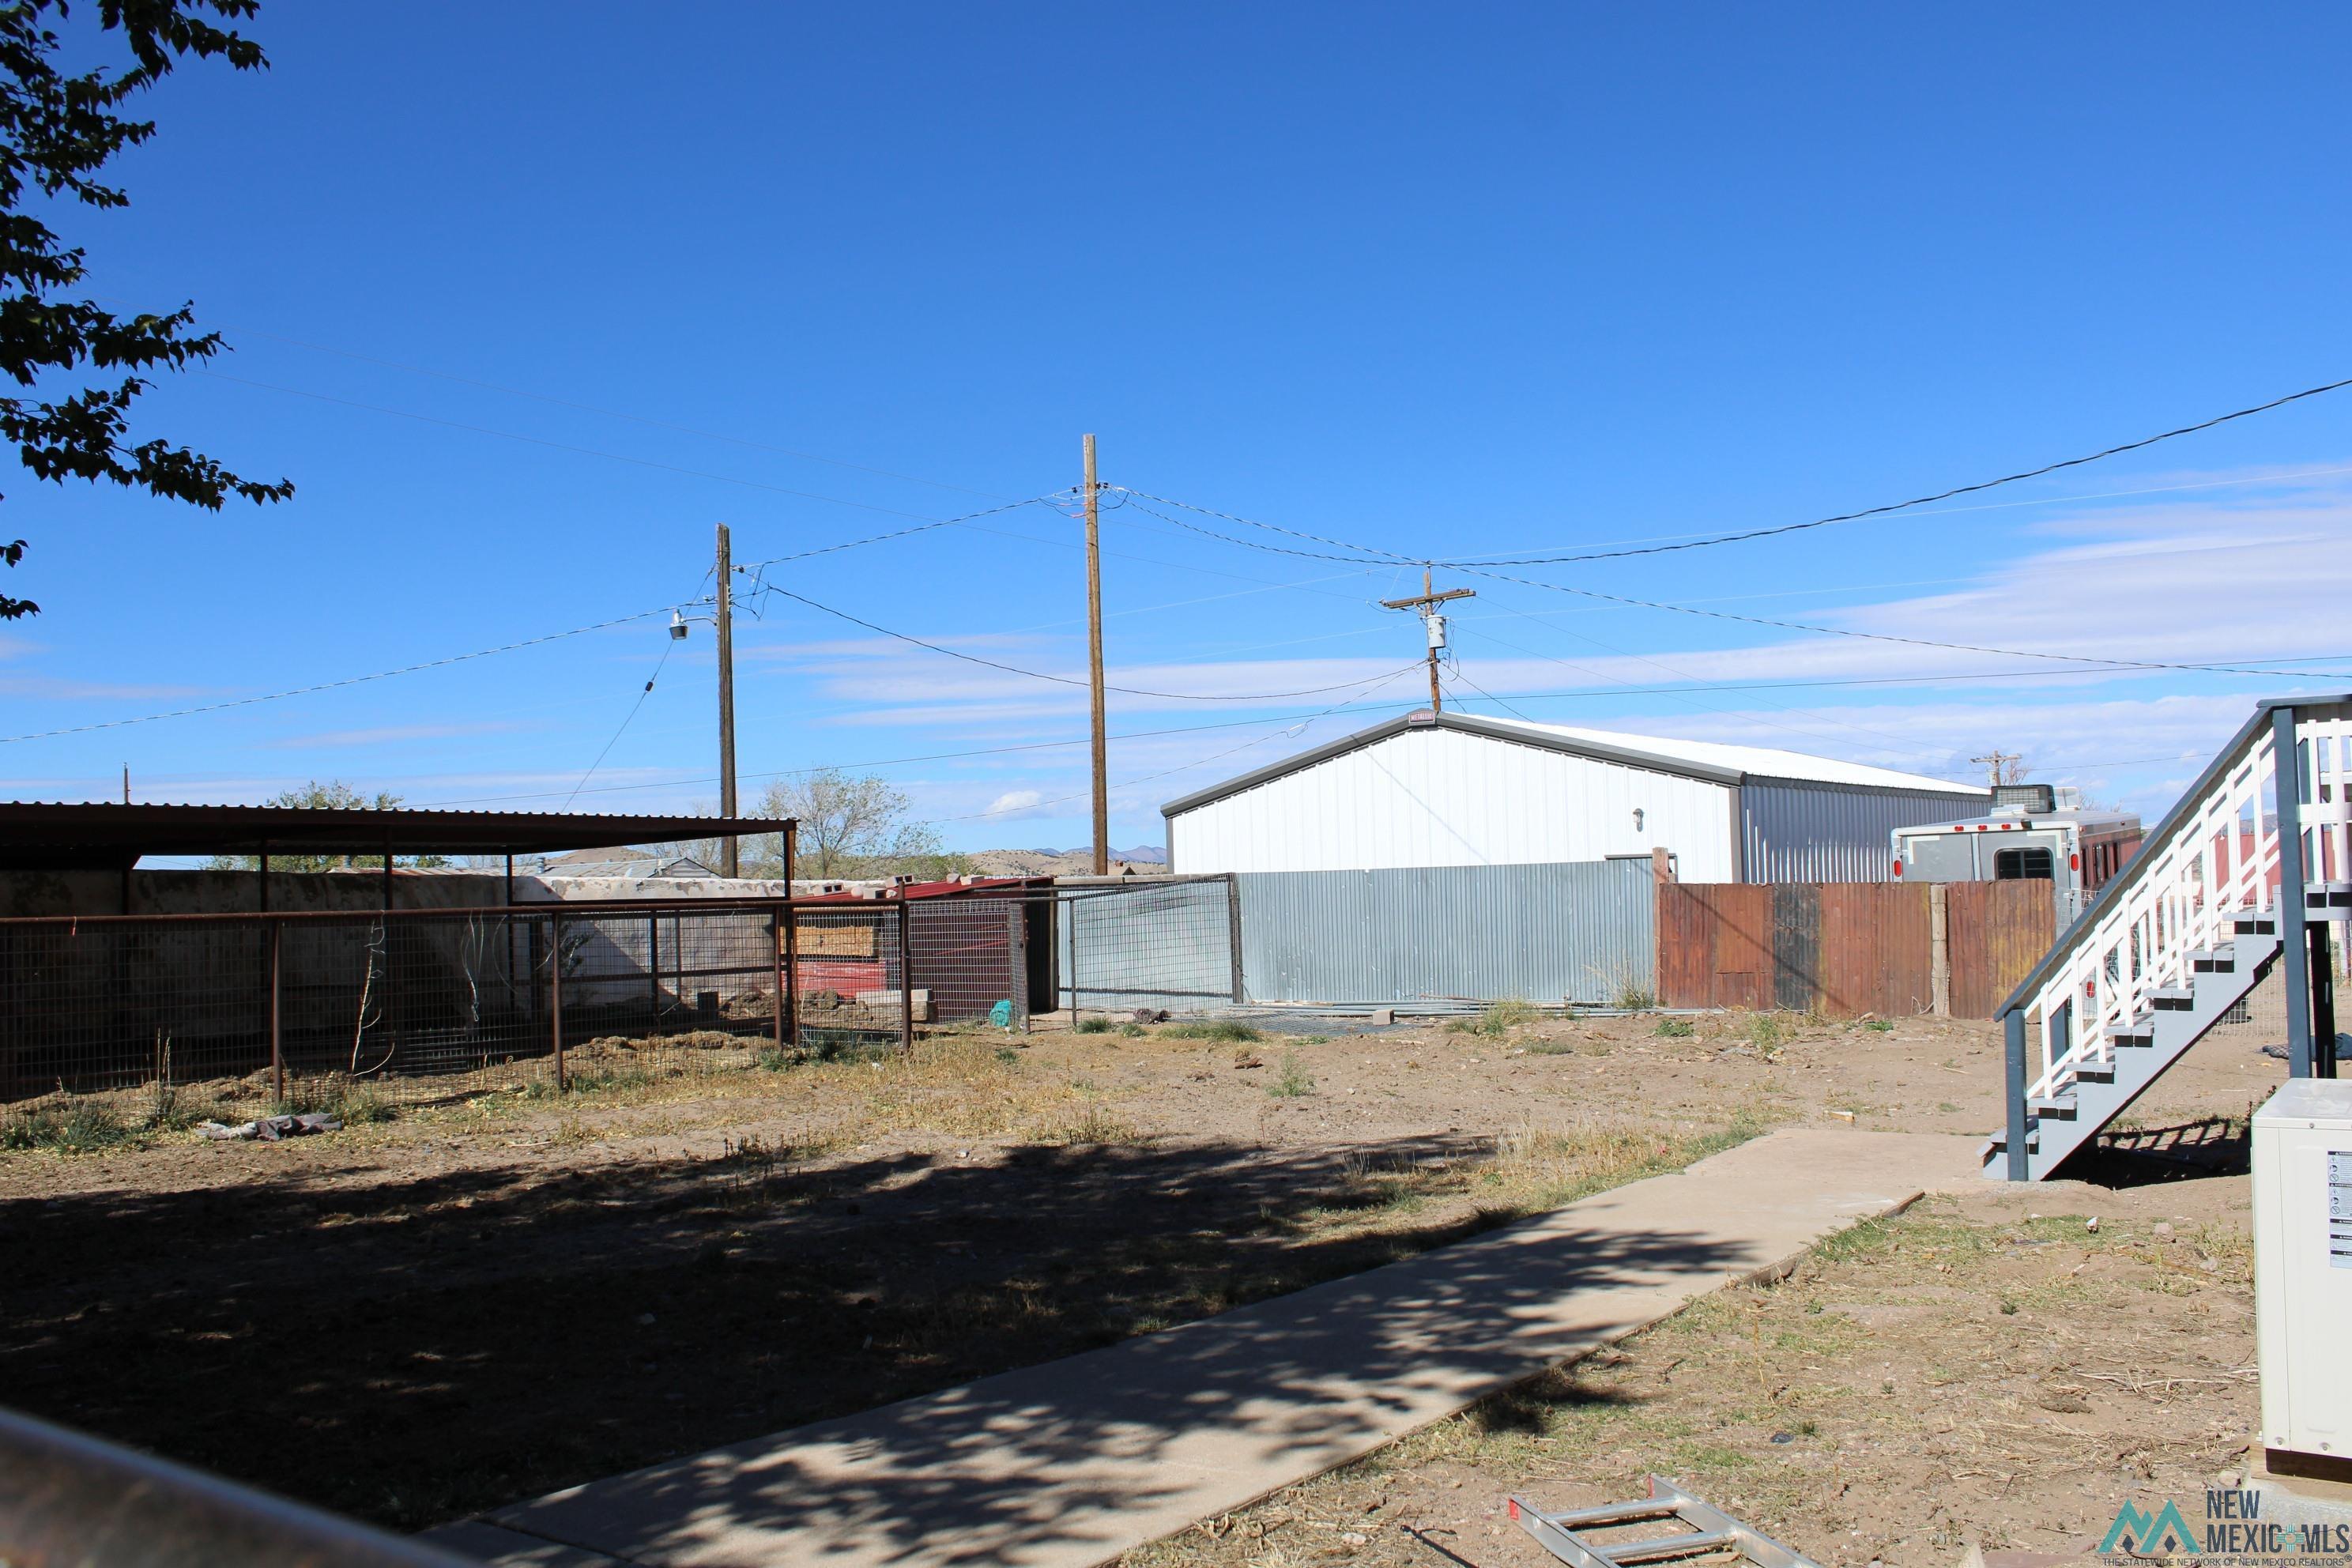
0,899,911,1129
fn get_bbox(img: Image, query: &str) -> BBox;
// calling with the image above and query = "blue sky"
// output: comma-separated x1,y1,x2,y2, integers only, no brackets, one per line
6,4,2350,851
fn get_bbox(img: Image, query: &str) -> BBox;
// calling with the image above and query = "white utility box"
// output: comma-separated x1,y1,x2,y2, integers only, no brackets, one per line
2254,1078,2352,1470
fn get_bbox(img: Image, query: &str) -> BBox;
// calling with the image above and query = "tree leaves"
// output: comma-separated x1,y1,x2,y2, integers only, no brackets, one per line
0,0,288,619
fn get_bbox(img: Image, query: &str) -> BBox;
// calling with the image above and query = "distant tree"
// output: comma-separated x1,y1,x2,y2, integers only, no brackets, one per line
0,0,292,619
206,780,447,871
751,770,971,880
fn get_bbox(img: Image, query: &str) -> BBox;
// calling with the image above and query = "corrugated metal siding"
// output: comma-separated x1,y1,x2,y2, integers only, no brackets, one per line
1173,727,1738,877
1738,782,1986,884
1234,859,1653,1004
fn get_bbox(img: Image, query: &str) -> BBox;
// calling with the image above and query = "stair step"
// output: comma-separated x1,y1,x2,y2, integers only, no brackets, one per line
2149,987,2196,1010
2029,1095,2078,1119
2233,914,2276,935
2071,1061,2116,1084
2106,1020,2154,1046
1981,1131,2041,1163
2188,949,2236,974
2309,882,2352,911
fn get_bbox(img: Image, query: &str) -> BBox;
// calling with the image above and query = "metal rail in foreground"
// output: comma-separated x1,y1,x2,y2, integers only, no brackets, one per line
1510,1476,1819,1568
0,1404,469,1566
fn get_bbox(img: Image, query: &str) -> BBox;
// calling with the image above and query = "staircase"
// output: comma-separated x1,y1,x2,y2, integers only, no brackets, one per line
1984,695,2351,1181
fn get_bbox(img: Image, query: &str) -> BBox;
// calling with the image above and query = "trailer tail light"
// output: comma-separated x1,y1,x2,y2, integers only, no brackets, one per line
2070,852,2079,871
1892,858,1903,878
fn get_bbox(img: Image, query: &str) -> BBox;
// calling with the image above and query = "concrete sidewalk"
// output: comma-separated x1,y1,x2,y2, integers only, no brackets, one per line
428,1128,1980,1568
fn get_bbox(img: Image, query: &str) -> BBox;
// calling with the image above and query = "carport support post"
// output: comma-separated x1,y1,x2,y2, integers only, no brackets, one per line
268,918,284,1103
549,914,566,1091
2003,1008,2029,1181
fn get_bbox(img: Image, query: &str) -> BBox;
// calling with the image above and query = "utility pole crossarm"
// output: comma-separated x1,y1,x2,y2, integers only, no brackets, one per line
1377,587,1476,611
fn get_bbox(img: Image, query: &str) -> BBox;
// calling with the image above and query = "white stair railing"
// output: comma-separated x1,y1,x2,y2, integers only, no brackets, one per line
1995,695,2352,1178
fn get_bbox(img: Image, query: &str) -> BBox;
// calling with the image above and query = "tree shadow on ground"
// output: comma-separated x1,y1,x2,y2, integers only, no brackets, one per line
0,1125,1622,1536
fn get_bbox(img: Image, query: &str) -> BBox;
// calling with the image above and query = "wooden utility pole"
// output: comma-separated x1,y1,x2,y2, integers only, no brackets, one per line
1381,567,1476,714
1972,750,2023,789
1084,434,1108,875
716,522,740,877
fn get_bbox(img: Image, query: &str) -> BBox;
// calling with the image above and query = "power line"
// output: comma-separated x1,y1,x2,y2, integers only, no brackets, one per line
1467,374,2352,565
1118,487,2352,682
1434,460,2352,563
563,636,677,808
399,659,2342,811
752,581,1430,702
1118,371,2352,568
726,494,1062,572
922,665,1423,825
1115,494,1406,565
1452,564,2352,681
0,609,675,746
0,500,1073,748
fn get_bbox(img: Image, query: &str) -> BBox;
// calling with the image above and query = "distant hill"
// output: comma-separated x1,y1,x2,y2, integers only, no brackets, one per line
967,845,1169,877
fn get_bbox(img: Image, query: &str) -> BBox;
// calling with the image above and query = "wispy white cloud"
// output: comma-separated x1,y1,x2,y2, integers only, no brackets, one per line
265,720,528,749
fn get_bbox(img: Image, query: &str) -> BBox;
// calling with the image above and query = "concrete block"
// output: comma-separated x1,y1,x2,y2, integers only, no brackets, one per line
855,988,933,1022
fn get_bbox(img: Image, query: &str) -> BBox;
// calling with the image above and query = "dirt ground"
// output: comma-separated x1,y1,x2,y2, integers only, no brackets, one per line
0,1001,2285,1550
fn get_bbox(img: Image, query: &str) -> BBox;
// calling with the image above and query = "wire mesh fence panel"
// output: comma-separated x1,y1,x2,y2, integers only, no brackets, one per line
906,895,1031,1027
786,903,909,1054
0,900,916,1141
1057,877,1238,1017
1,919,271,1099
555,906,782,1039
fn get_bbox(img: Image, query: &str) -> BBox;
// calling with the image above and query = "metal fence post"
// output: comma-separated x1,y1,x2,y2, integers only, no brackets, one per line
782,900,800,1051
2003,1008,2029,1181
770,906,786,1051
549,913,567,1091
1225,873,1245,1004
896,899,915,1049
269,918,284,1103
1008,899,1030,1031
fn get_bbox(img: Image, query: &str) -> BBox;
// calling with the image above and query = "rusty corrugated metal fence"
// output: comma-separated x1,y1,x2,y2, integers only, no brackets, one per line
1655,880,2052,1019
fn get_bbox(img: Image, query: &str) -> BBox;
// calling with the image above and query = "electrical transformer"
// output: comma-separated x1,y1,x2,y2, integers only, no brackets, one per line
2254,1078,2352,1474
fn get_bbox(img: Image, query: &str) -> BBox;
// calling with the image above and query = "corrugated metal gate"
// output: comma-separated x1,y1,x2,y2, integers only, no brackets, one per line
1233,859,1653,1005
1655,880,2052,1018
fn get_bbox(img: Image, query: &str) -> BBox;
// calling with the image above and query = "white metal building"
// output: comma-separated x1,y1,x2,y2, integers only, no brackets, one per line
1162,711,1989,882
